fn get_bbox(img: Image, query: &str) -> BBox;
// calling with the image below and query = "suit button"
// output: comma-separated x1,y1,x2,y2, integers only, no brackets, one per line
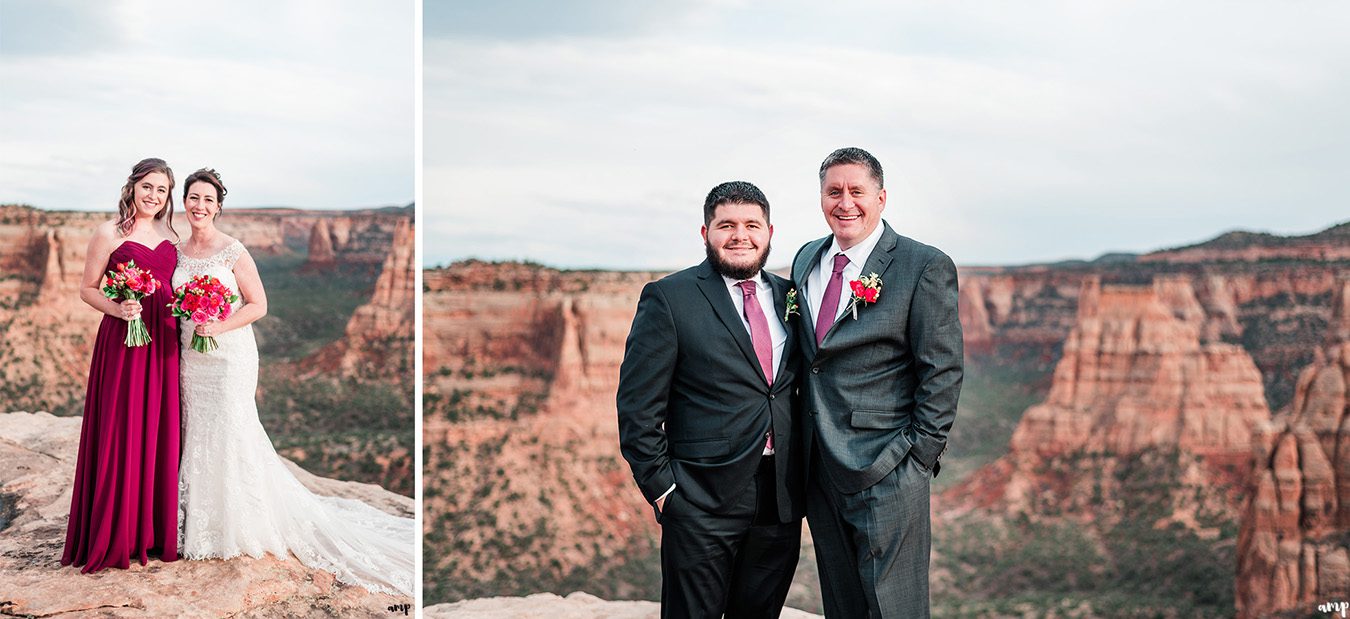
811,367,820,374
768,394,775,400
810,410,818,416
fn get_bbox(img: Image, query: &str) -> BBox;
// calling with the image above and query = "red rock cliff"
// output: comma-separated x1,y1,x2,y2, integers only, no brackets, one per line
1010,276,1269,459
1237,277,1350,618
422,261,666,601
306,216,415,379
950,275,1271,520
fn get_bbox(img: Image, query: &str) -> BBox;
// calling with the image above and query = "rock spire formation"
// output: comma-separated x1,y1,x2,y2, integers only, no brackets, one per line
1237,277,1350,618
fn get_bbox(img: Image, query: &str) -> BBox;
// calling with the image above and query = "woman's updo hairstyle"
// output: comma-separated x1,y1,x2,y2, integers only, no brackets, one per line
183,167,228,219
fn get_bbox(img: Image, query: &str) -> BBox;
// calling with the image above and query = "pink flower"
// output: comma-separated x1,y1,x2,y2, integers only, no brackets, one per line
221,303,233,319
863,288,878,303
191,309,209,324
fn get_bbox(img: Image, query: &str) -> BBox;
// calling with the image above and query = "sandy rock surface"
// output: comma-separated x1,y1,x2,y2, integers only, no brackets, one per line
0,411,413,618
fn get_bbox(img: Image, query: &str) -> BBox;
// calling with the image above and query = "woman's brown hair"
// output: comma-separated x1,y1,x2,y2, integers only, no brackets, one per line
116,158,178,241
182,168,227,219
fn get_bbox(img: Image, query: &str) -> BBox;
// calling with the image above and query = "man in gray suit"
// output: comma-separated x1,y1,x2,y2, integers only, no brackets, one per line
619,181,805,618
790,147,963,618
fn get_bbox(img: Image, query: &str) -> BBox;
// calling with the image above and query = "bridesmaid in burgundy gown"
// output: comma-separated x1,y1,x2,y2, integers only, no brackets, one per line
62,158,183,573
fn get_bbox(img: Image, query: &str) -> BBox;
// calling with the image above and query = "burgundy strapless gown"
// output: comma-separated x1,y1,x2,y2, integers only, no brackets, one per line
62,239,181,572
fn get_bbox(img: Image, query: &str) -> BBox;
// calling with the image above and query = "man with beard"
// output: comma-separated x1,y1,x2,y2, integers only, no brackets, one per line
618,181,804,618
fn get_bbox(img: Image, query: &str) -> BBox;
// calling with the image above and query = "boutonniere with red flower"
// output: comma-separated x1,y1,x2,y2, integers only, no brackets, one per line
845,273,882,320
783,288,799,322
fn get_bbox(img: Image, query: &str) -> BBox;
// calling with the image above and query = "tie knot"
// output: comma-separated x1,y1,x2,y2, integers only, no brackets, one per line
832,253,850,273
737,280,756,296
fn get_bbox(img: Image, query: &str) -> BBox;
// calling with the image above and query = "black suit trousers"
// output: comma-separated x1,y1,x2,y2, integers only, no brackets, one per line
660,456,802,619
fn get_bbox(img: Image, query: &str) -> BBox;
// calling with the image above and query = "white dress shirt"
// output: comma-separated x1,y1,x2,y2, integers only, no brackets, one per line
805,223,886,329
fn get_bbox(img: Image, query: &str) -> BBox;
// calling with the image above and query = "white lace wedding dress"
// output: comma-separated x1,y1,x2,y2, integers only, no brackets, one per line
173,240,413,597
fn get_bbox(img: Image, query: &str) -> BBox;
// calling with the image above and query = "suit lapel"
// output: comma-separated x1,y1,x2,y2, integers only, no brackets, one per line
857,223,898,293
695,261,763,384
792,236,831,350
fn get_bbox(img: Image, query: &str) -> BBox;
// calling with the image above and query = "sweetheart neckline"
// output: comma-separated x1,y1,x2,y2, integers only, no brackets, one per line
113,238,174,253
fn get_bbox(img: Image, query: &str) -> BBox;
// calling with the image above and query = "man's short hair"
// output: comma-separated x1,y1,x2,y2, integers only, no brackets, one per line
819,147,884,189
703,181,770,225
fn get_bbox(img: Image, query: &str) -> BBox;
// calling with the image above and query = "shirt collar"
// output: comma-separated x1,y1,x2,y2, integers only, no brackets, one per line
721,270,766,290
826,221,886,268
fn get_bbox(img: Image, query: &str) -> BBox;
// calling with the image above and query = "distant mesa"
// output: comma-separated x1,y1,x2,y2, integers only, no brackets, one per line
1143,220,1350,263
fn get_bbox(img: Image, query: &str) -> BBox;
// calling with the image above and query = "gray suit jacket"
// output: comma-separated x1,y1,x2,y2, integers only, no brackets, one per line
791,221,963,494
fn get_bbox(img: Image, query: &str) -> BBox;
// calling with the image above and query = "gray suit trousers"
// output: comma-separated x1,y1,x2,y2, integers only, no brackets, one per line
807,452,932,618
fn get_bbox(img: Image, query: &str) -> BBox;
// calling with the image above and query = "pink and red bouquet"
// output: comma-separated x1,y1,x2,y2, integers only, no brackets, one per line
102,260,160,347
168,274,238,353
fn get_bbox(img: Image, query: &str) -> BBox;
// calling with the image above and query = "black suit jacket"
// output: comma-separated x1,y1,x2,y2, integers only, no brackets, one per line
617,260,804,522
791,221,963,494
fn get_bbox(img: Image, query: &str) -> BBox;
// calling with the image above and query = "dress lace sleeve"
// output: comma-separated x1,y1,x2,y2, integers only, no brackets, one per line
222,240,248,269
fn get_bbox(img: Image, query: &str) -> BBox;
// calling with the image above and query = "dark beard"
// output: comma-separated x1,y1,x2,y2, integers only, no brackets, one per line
705,240,770,281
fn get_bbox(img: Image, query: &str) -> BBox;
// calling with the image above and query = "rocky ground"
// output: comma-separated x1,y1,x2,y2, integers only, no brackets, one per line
423,592,822,618
0,411,413,618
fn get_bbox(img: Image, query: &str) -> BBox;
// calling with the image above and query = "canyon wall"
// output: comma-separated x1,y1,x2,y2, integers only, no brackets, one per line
949,274,1271,519
423,221,1349,613
306,216,415,380
959,258,1348,412
422,262,666,602
1008,276,1269,460
0,204,407,415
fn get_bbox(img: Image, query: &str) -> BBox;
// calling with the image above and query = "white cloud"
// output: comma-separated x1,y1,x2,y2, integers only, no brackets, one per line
425,3,1350,267
0,0,413,210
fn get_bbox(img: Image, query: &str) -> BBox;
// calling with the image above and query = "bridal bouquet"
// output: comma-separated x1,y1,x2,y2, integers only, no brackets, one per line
168,275,238,353
102,260,160,347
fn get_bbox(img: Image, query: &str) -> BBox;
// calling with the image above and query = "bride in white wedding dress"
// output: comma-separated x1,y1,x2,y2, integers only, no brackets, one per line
172,168,413,597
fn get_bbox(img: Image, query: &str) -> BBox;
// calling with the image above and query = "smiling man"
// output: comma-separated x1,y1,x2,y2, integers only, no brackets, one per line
791,147,963,618
618,181,805,618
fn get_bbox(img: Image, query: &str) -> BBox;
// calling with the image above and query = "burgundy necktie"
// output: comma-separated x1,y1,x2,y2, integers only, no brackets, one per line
738,280,775,452
815,253,850,346
738,280,774,385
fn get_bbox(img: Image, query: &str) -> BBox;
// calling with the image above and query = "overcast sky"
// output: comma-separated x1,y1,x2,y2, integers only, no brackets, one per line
425,1,1350,268
0,0,413,210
